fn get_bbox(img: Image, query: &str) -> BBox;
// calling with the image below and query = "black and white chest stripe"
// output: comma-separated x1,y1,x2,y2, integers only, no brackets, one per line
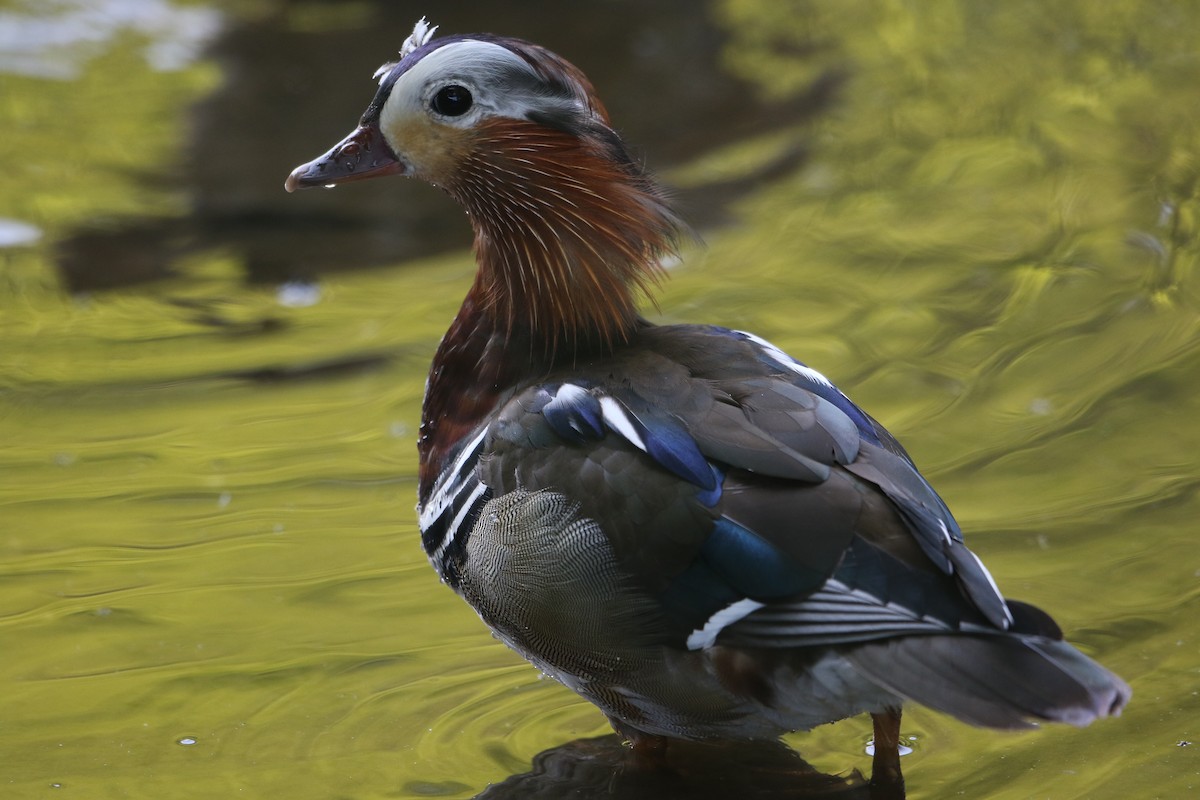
418,427,492,583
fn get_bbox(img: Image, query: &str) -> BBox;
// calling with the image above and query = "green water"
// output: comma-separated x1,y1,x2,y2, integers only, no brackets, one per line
2,1,1197,797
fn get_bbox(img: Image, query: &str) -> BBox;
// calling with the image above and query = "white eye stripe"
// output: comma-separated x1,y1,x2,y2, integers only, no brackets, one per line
379,40,539,132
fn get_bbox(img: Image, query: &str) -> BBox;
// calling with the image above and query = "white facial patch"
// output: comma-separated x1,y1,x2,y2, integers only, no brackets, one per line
378,40,547,135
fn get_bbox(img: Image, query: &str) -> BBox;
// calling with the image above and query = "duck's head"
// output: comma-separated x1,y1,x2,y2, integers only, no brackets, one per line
286,19,681,345
285,19,615,191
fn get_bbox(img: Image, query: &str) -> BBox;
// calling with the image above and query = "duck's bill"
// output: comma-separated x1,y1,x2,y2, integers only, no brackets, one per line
284,122,406,192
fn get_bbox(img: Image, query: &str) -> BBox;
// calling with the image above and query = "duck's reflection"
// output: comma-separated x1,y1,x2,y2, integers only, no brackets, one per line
472,735,904,800
55,0,837,294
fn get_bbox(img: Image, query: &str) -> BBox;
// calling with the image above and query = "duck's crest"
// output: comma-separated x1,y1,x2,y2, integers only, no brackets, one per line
373,17,438,84
401,17,438,57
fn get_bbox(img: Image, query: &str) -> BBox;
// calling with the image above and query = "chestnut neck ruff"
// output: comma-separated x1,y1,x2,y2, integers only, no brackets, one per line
452,119,679,348
418,117,681,496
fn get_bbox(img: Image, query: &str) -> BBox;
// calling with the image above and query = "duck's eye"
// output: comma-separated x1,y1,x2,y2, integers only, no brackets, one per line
431,85,473,117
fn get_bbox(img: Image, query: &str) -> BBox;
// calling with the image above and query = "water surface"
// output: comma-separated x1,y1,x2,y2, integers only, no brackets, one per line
2,1,1197,797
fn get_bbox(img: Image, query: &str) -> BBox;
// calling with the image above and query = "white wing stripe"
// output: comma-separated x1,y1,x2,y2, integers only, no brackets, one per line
735,330,835,388
695,578,964,648
687,598,765,650
598,396,647,453
962,548,1014,628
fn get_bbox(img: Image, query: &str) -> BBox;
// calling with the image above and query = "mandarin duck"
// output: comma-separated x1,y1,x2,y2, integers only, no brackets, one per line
285,19,1130,781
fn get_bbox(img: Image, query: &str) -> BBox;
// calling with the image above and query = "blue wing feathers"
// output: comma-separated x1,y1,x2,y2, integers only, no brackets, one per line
623,402,718,492
509,325,1014,644
542,383,605,441
541,382,718,492
703,518,823,598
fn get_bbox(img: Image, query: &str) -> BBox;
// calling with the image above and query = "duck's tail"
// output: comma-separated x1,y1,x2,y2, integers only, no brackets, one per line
846,602,1131,728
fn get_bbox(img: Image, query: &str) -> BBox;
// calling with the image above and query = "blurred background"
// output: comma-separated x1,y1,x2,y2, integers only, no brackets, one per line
1,1,1197,797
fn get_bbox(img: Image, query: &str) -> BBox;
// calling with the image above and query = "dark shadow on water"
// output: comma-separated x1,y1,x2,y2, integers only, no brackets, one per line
466,735,904,800
57,0,841,294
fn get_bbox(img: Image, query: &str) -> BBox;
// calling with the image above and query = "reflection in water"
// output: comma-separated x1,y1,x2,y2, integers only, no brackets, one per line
472,735,899,800
54,0,837,292
0,0,219,79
